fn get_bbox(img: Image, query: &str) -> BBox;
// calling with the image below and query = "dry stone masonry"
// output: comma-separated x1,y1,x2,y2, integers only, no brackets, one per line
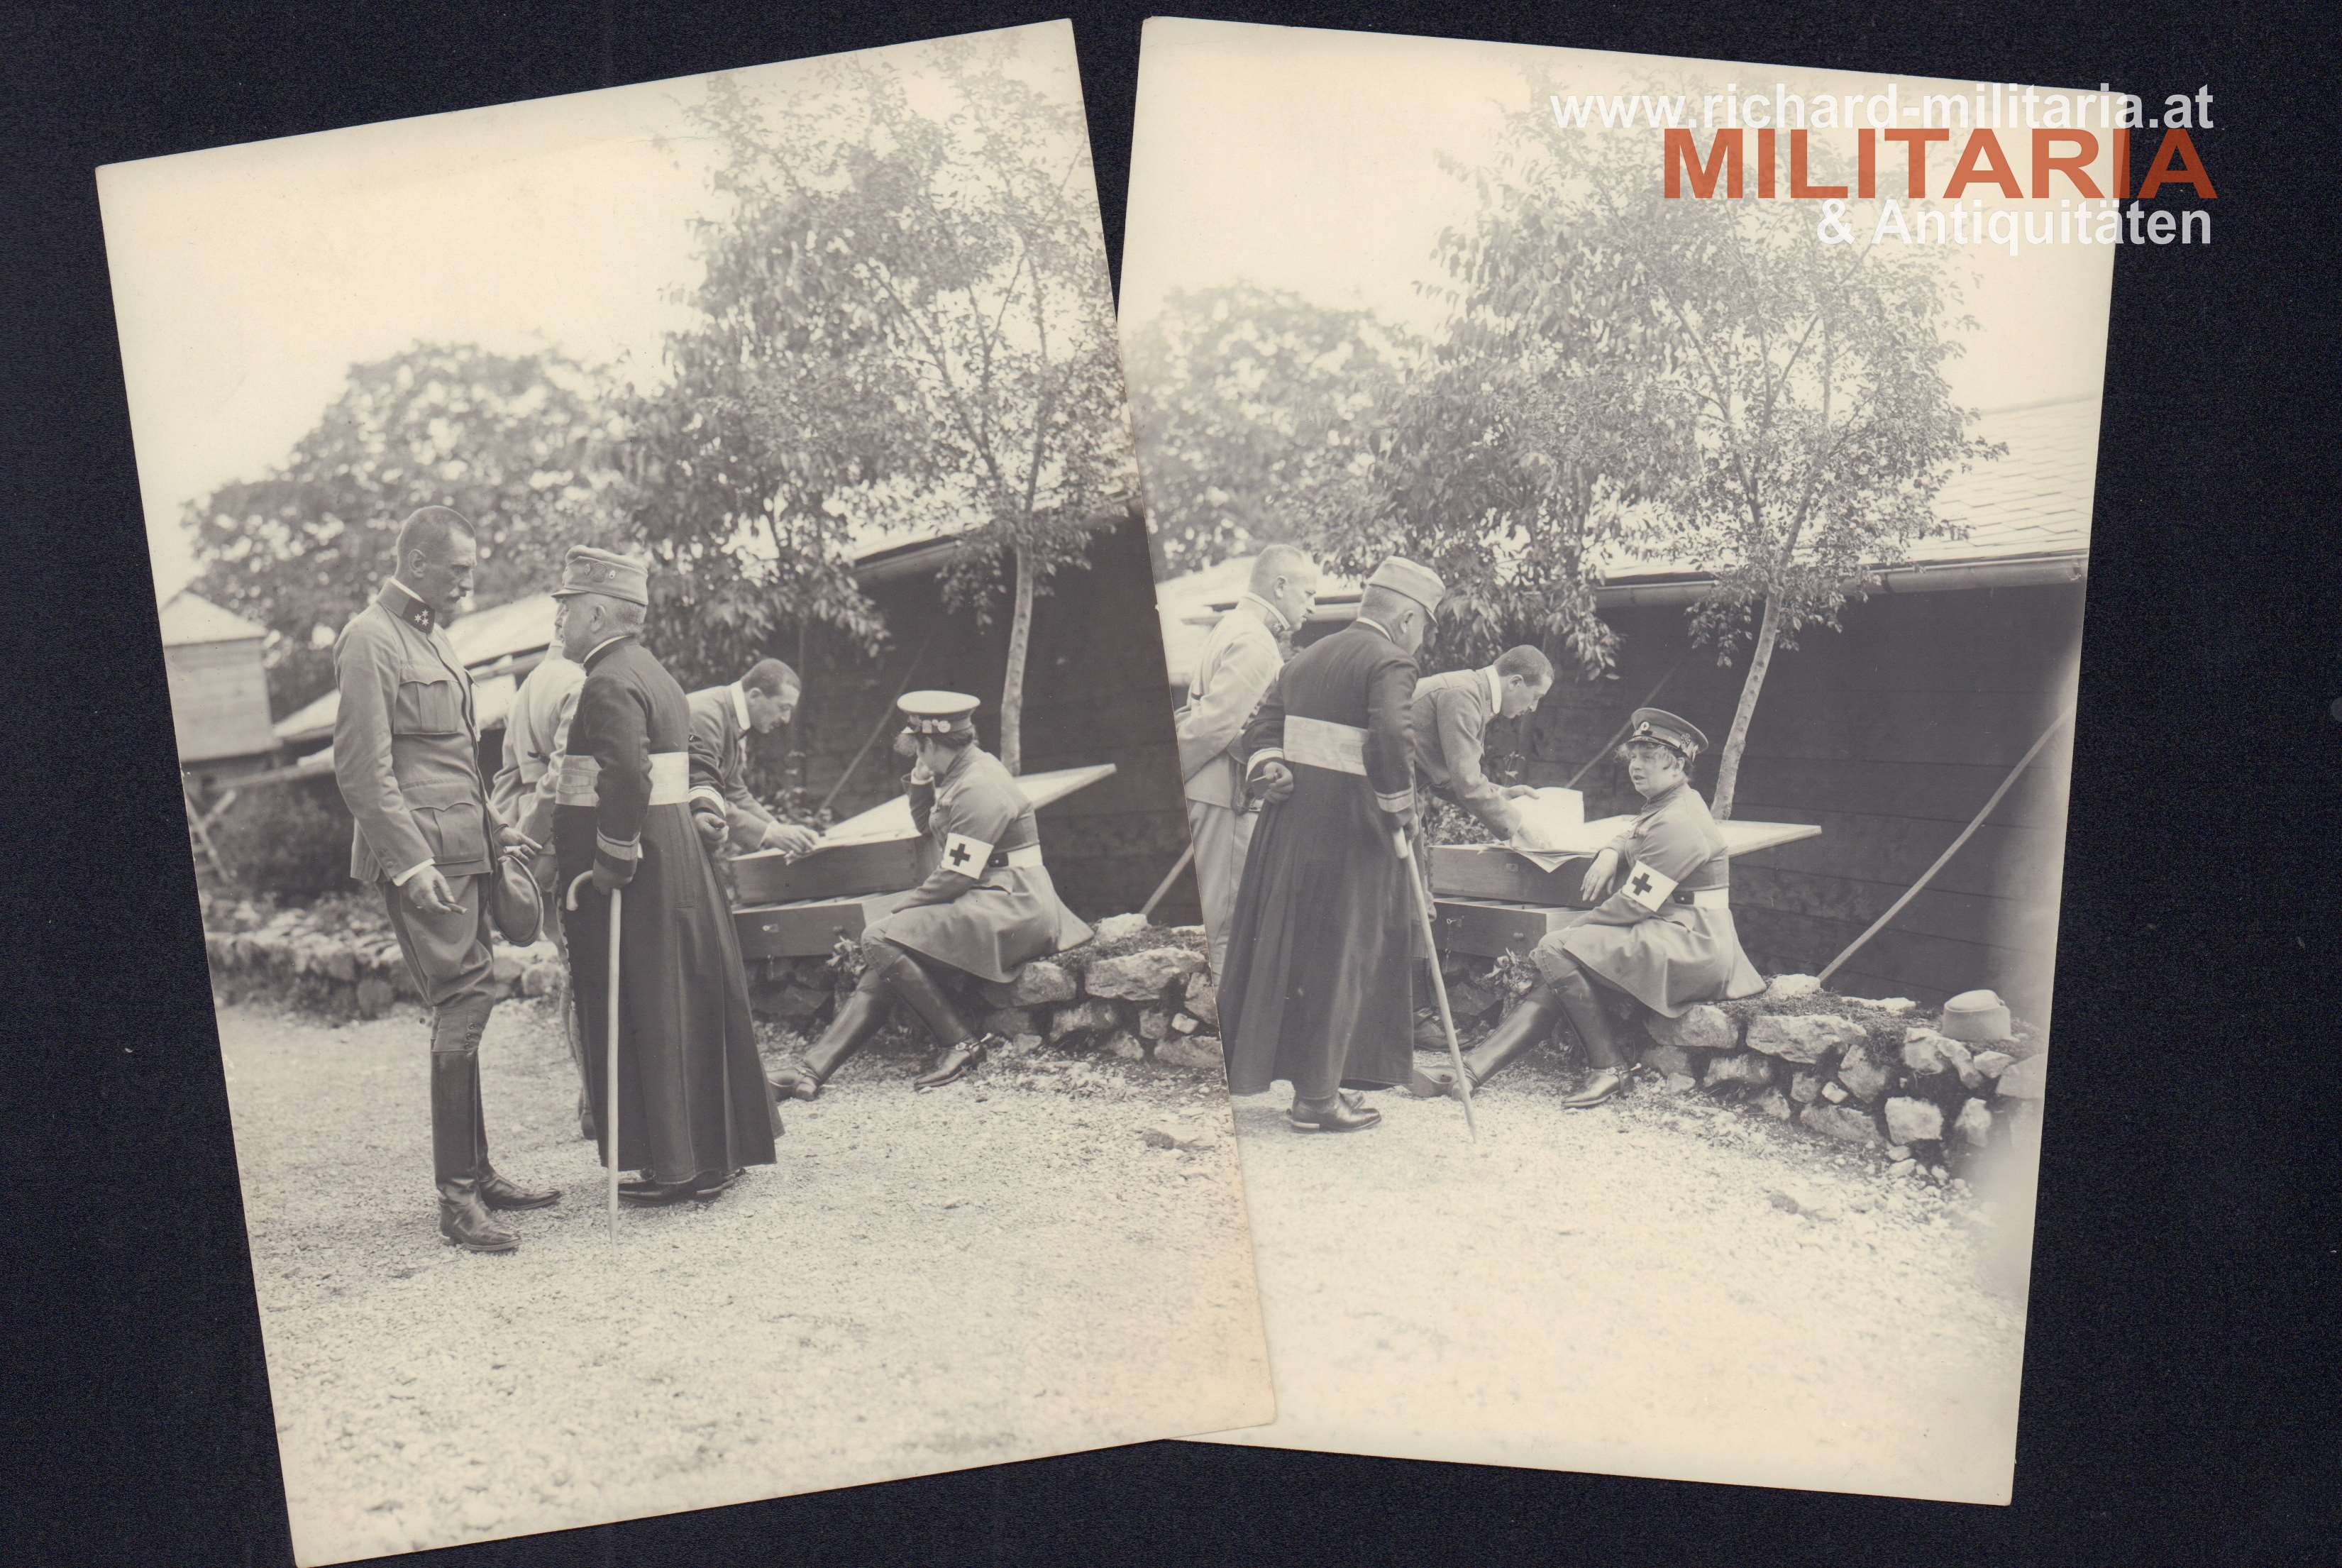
197,890,2047,1184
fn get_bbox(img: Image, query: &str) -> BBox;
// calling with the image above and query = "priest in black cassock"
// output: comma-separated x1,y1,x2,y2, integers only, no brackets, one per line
550,546,780,1205
1217,556,1445,1133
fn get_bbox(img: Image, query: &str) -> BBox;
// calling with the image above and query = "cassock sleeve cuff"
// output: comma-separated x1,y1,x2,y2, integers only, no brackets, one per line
688,785,727,812
1245,748,1286,777
595,832,641,863
1376,788,1414,815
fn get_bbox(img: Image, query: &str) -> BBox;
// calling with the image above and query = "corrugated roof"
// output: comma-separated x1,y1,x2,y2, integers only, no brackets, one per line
1154,394,2100,685
157,590,268,647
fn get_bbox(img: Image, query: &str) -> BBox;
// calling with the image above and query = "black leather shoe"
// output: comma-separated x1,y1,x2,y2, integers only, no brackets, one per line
477,1165,560,1210
912,1034,993,1092
692,1168,746,1200
1288,1092,1381,1132
618,1177,700,1207
437,1179,519,1252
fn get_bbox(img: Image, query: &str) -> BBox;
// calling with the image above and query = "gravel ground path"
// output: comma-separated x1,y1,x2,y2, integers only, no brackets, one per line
1199,1055,2033,1503
216,1000,1270,1564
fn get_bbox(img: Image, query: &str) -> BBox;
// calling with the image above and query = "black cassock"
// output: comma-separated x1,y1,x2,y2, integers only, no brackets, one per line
556,636,779,1184
1219,618,1420,1098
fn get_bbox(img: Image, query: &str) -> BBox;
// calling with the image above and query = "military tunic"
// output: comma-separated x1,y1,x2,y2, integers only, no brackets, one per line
554,636,778,1183
332,581,501,1010
1219,618,1420,1097
863,744,1090,983
1537,780,1764,1016
685,683,790,855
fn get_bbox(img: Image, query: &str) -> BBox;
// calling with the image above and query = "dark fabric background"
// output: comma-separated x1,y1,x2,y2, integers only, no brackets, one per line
1,3,2330,1564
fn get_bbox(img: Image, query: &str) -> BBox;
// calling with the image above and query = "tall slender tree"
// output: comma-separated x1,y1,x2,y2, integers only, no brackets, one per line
673,41,1135,771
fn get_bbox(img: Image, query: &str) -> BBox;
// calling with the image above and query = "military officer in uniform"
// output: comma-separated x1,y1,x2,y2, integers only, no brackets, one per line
685,658,821,861
1219,556,1445,1134
1410,708,1764,1107
1408,645,1554,841
551,547,779,1204
1405,644,1554,1050
1174,544,1318,976
489,600,594,1138
768,691,1092,1100
332,505,558,1253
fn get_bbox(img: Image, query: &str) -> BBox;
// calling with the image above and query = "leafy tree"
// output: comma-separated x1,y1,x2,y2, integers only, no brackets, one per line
1124,283,1415,577
1323,83,1996,812
1516,111,1999,816
182,343,625,714
672,41,1135,771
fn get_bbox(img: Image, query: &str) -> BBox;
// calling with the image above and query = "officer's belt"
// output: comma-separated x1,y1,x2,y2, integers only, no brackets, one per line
1282,716,1368,775
1669,886,1731,911
556,751,690,807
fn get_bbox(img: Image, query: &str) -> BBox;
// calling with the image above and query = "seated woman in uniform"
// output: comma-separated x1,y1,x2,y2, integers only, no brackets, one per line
1410,707,1763,1108
767,690,1092,1100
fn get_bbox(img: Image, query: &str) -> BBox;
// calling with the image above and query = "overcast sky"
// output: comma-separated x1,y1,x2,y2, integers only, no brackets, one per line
99,21,1083,602
1122,21,2118,412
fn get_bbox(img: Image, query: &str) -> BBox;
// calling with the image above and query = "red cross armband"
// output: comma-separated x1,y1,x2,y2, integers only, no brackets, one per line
1620,861,1679,913
941,832,995,876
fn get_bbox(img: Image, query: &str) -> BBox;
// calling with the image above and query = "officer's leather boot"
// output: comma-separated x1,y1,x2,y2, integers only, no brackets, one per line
770,986,888,1100
430,1046,517,1253
879,949,985,1091
1553,968,1628,1108
468,1035,559,1211
1408,979,1565,1099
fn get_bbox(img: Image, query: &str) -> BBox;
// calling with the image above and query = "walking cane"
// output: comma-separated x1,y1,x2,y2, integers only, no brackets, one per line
566,872,623,1244
1396,827,1478,1142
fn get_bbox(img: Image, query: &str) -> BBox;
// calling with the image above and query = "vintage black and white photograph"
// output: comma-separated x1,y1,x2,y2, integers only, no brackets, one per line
1123,20,2111,1501
100,23,1270,1562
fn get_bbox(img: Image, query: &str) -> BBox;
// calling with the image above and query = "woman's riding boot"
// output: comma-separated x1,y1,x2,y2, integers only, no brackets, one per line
1553,967,1629,1108
1408,980,1566,1099
770,985,889,1101
866,945,985,1091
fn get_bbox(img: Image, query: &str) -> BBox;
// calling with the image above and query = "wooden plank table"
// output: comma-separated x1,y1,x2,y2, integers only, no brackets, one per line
1427,817,1821,960
731,763,1116,961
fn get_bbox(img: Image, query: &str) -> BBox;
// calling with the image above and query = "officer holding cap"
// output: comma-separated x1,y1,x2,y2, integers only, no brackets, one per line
332,506,558,1253
1412,706,1763,1107
768,690,1092,1099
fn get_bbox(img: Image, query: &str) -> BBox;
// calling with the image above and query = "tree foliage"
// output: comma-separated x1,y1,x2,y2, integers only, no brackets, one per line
1125,284,1414,578
183,343,626,715
668,43,1135,769
1505,97,1999,814
1317,78,1996,809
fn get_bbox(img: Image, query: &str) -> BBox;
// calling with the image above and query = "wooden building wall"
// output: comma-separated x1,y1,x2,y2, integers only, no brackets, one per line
770,515,1197,925
164,638,277,765
1479,583,2083,1020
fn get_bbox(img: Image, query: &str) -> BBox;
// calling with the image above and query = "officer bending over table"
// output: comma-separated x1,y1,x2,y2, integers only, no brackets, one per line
768,691,1093,1100
1411,707,1764,1108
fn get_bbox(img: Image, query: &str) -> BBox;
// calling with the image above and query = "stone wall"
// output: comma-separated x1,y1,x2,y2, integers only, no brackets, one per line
197,894,1229,1079
196,893,2049,1160
1436,952,2048,1183
746,912,1224,1073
